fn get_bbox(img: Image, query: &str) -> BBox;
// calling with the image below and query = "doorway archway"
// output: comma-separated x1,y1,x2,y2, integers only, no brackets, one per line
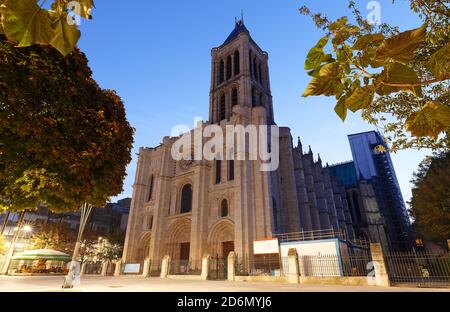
207,219,234,258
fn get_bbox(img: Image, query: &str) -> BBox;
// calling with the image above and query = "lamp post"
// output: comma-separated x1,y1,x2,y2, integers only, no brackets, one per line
62,203,93,289
0,211,10,236
14,223,33,251
1,212,26,275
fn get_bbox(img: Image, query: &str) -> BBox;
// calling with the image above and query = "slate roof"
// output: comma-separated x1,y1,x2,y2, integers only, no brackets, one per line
223,20,249,45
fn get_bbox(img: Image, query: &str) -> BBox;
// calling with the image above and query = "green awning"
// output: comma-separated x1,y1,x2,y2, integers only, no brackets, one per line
12,249,72,262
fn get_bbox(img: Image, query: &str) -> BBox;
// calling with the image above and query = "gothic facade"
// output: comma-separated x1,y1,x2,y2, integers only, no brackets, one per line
122,21,387,266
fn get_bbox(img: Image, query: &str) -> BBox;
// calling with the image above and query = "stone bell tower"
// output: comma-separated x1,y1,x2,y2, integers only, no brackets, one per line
209,19,274,125
206,19,279,263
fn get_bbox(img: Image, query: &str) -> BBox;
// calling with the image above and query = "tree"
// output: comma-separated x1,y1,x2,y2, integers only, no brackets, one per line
409,151,450,244
0,37,134,213
92,238,122,262
79,237,122,263
78,239,94,263
0,0,94,56
30,223,76,252
300,0,449,151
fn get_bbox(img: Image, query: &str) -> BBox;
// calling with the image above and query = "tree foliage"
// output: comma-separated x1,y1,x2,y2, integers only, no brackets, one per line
300,0,449,151
0,37,134,213
409,151,450,244
79,237,122,262
30,222,76,252
0,0,94,56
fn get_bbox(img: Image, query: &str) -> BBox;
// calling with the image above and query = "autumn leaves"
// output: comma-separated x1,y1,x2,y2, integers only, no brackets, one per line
0,0,94,55
302,17,449,141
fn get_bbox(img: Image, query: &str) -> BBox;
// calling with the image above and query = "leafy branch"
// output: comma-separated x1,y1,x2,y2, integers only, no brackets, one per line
300,2,450,144
0,0,95,55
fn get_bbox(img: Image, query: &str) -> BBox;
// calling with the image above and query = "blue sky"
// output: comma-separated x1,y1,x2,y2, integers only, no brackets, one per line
77,0,430,205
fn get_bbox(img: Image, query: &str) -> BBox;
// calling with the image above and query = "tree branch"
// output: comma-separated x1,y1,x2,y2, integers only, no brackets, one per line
353,60,450,89
381,75,450,87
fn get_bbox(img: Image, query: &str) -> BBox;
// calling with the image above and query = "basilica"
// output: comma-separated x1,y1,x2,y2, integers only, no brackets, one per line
122,20,388,267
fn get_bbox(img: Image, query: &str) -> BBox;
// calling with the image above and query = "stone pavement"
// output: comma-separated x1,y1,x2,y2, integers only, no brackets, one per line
0,276,448,292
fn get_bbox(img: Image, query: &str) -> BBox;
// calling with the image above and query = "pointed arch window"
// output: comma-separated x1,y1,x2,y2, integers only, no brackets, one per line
147,175,154,201
232,88,238,106
249,51,253,76
180,184,193,214
148,215,154,230
234,51,240,75
215,160,222,184
219,95,226,121
251,88,257,107
259,63,263,83
253,59,258,81
219,60,225,83
226,56,232,80
228,160,235,181
259,93,264,107
220,199,229,217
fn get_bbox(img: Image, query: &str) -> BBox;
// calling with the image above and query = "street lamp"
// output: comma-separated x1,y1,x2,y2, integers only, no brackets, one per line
23,225,32,233
1,212,26,275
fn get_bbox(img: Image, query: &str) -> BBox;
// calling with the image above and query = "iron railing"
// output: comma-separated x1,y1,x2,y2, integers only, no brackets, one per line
340,253,373,276
236,257,290,277
276,229,345,243
149,259,162,277
385,251,450,288
275,229,369,249
209,256,227,280
233,253,371,278
168,259,202,276
84,262,102,275
299,253,372,277
106,261,115,276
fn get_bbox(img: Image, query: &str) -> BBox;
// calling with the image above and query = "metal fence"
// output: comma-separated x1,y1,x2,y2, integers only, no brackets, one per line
341,253,373,276
106,262,115,276
84,262,102,275
276,229,345,243
385,251,450,288
275,229,369,249
236,257,290,277
299,253,372,277
149,259,162,277
168,259,202,276
209,256,227,280
233,253,371,278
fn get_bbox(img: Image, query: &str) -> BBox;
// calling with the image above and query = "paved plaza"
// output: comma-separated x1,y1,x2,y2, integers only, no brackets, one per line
0,276,448,292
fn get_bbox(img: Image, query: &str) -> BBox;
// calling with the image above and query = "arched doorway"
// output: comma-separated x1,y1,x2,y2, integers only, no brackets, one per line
207,219,234,258
136,231,152,262
165,218,192,261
